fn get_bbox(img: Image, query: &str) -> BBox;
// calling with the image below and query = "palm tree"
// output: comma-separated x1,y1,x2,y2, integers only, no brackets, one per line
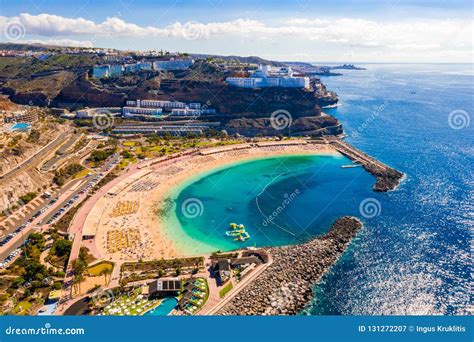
73,274,84,295
105,267,112,283
100,267,112,285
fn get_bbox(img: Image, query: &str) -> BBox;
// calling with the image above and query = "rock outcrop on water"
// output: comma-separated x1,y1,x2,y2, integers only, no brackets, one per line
217,216,362,315
368,166,404,192
330,140,404,192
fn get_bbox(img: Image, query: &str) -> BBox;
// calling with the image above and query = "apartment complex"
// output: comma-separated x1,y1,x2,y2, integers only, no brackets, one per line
92,59,194,78
152,59,194,70
226,64,310,89
123,99,216,118
2,110,38,123
122,107,163,118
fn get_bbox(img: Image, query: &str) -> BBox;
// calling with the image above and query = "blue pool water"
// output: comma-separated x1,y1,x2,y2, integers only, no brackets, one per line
37,303,57,316
10,123,31,131
144,297,178,316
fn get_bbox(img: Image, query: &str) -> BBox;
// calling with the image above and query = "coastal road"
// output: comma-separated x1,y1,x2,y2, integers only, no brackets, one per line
201,255,273,315
57,152,193,311
0,179,85,261
0,137,98,241
0,186,81,260
40,133,83,172
0,130,71,180
0,155,120,262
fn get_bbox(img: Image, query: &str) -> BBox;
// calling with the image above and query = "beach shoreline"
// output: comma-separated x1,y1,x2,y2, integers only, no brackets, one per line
84,141,342,262
158,146,343,257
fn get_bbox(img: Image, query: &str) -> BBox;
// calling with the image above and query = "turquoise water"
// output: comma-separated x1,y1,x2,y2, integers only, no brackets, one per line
10,123,31,131
144,297,177,316
166,64,472,315
166,154,375,255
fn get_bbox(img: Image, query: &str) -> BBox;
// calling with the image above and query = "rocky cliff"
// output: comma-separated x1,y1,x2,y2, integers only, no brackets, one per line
0,112,69,213
1,56,341,137
225,115,342,137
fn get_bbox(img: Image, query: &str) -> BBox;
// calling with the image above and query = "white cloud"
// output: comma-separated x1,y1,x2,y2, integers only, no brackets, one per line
0,13,472,61
17,38,93,48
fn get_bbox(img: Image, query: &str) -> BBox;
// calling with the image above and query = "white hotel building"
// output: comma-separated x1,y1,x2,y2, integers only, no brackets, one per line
123,99,216,117
122,106,163,117
226,65,310,89
126,99,201,110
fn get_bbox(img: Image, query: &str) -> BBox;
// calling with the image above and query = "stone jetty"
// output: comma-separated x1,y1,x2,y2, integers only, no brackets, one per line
216,216,362,315
330,140,403,191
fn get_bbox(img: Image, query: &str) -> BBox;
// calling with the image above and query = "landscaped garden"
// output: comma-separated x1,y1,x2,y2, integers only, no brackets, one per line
120,257,204,286
181,277,209,315
219,281,233,298
85,261,113,277
97,288,161,316
0,230,66,315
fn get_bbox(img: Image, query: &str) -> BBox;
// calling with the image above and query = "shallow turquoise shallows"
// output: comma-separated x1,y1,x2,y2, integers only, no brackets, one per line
144,297,178,316
163,154,375,256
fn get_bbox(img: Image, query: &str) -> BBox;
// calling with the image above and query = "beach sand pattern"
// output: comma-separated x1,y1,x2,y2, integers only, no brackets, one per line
129,179,160,192
83,141,340,263
106,229,141,254
110,201,139,217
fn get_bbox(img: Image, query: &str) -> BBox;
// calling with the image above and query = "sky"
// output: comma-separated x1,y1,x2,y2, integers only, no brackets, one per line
0,0,473,63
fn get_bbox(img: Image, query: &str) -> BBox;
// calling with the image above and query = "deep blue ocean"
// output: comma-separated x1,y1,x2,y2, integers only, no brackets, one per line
305,64,473,315
172,64,473,315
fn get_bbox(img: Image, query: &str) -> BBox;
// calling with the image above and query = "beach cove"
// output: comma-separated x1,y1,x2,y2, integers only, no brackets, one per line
83,140,380,261
163,152,375,256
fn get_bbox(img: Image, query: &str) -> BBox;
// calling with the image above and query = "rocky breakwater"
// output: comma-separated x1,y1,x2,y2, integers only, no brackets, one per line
330,140,404,192
216,216,362,315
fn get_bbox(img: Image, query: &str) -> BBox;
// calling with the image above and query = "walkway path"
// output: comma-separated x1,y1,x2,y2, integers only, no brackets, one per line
108,260,123,288
0,130,71,180
199,254,273,315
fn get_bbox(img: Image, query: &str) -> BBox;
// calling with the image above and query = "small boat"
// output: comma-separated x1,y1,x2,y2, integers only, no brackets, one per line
341,164,362,168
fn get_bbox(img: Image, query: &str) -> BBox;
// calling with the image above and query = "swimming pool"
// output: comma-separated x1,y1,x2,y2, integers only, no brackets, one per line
10,123,31,131
144,297,177,316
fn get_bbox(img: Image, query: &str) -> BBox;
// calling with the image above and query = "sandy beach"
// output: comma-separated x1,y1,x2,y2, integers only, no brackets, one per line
83,141,340,262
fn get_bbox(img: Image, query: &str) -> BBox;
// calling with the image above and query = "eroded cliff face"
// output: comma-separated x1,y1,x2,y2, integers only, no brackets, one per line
0,117,69,213
4,71,77,106
53,76,341,136
225,116,343,137
3,59,341,137
55,76,337,117
126,79,337,119
54,78,127,109
0,172,50,213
